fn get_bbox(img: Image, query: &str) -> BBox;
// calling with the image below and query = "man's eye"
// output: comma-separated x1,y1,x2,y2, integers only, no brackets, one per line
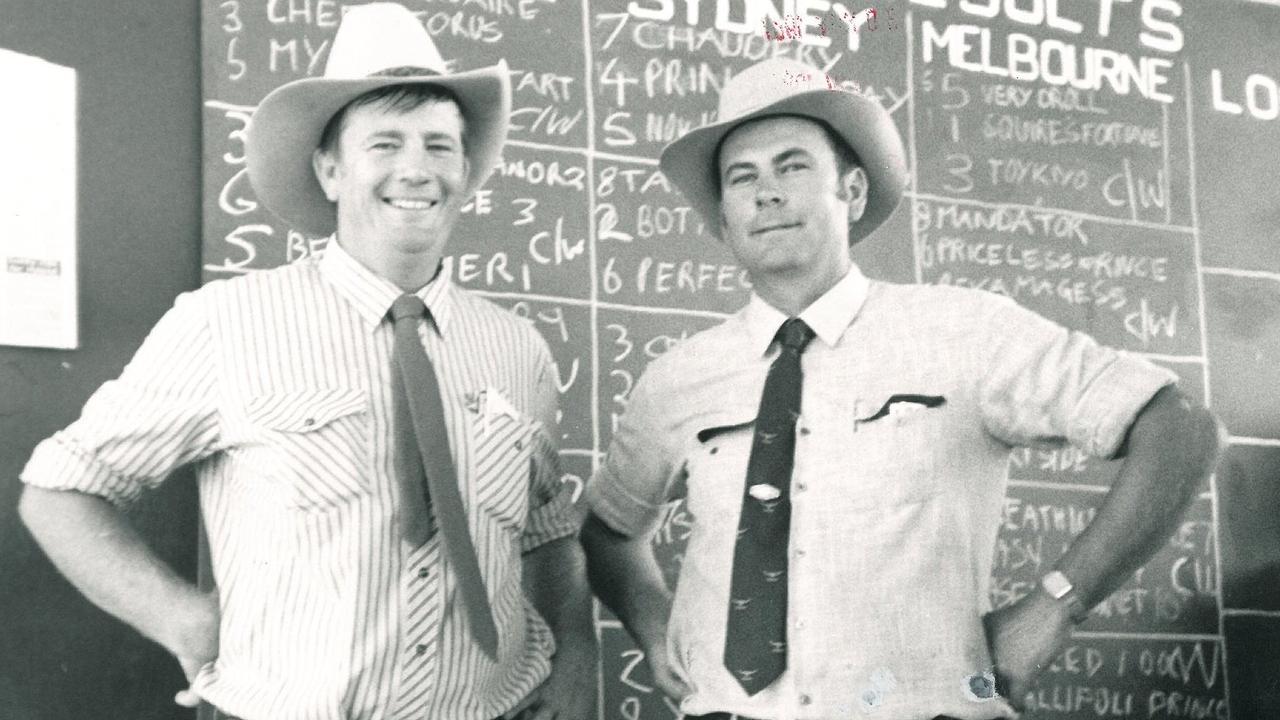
370,141,399,151
780,162,807,173
728,173,754,186
428,144,456,154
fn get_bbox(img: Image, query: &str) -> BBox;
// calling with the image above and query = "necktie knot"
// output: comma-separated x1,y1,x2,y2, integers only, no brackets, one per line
778,318,815,353
390,294,427,322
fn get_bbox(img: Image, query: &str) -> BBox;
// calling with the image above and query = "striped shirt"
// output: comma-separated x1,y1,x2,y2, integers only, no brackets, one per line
22,240,578,720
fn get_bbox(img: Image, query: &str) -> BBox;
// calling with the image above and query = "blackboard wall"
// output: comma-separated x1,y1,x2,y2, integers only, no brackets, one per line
0,1,201,719
2,0,1279,719
199,1,1280,718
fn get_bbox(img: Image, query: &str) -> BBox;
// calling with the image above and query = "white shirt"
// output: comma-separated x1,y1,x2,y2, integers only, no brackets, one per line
587,265,1175,720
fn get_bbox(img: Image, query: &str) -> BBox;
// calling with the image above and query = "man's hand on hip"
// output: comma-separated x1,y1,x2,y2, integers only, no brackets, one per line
642,638,691,704
983,589,1073,710
514,634,599,720
165,589,220,706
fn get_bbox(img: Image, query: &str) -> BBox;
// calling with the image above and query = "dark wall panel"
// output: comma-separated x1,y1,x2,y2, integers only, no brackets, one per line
0,2,201,719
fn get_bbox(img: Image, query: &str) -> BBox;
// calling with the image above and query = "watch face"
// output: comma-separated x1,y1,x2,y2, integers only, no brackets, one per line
1042,571,1073,599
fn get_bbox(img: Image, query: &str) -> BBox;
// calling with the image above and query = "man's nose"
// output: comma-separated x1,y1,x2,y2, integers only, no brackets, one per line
754,178,784,207
395,150,435,184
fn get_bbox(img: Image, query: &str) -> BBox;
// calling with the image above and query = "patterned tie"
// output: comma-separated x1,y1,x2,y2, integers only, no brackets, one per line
389,294,498,659
723,317,815,695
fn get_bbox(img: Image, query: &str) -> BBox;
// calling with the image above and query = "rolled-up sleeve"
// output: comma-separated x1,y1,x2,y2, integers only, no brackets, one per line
21,291,223,506
521,345,578,552
583,360,684,539
977,295,1177,459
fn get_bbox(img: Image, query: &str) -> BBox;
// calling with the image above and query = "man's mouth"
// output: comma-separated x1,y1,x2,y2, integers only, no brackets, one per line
752,222,801,235
385,198,438,210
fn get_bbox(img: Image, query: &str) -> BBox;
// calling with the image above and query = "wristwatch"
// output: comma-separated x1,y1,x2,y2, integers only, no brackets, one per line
1040,570,1090,624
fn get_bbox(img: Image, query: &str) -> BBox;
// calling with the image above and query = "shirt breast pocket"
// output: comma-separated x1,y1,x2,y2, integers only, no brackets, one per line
469,413,538,534
244,388,370,511
683,412,758,525
848,392,948,507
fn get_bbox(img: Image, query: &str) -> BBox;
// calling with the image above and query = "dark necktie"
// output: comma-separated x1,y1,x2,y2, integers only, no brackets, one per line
389,294,498,659
723,317,815,695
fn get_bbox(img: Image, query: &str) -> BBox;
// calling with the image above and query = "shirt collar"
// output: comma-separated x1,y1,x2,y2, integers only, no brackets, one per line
740,264,869,357
318,237,455,335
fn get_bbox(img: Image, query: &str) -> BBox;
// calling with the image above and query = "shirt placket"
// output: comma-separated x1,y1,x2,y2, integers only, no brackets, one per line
786,370,827,717
391,538,445,719
785,430,806,717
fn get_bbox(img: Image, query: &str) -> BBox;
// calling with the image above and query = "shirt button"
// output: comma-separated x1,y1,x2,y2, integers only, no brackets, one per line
799,693,813,706
515,439,524,450
417,567,431,579
795,619,805,629
414,643,428,656
302,418,316,427
795,548,806,558
709,446,719,455
799,427,811,436
795,483,807,493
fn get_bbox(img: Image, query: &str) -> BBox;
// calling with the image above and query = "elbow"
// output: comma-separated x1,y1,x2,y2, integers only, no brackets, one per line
1199,405,1228,471
1127,387,1226,494
17,486,102,535
17,485,46,531
1153,387,1227,487
1179,396,1227,471
1182,404,1226,504
16,485,71,544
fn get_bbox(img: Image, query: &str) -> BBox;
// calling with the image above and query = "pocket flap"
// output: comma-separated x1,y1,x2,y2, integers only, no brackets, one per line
246,387,367,432
855,393,947,424
694,411,757,443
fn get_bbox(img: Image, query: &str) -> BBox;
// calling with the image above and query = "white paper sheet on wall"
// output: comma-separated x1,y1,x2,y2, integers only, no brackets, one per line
0,47,78,350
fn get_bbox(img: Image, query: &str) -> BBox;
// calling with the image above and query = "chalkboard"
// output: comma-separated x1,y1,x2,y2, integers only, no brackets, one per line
201,1,1280,718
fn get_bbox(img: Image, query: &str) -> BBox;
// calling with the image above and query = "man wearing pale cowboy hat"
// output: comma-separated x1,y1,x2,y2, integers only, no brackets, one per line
580,56,1222,720
18,4,596,720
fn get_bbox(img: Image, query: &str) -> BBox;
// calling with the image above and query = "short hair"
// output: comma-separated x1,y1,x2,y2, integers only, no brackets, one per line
817,119,860,175
316,68,467,157
713,114,861,196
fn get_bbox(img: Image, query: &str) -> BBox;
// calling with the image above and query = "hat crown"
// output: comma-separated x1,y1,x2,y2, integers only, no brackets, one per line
323,3,446,79
717,57,839,122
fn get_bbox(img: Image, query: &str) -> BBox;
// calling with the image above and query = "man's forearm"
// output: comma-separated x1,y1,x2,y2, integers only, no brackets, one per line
579,513,672,652
1054,385,1224,609
18,486,216,661
523,536,596,650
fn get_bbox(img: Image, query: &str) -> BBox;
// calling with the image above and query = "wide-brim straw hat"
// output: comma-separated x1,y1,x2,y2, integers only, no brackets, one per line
659,57,907,244
245,2,510,237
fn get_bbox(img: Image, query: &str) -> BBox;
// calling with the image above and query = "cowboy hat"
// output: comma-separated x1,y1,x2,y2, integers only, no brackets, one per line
245,2,510,237
659,57,907,244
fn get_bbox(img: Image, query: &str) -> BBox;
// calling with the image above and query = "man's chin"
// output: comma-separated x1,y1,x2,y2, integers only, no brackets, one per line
382,227,449,255
746,257,806,278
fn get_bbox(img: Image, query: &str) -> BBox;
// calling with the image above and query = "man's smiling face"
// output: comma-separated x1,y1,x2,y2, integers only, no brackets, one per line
313,97,470,264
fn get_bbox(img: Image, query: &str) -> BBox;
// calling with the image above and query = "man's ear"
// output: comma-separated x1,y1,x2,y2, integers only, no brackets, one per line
312,148,340,202
840,166,868,224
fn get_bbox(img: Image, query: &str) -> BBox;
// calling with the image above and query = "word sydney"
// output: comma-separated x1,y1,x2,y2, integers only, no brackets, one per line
762,8,893,41
627,0,887,49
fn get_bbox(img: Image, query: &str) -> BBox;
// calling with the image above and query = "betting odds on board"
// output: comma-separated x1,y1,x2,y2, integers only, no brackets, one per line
202,1,1280,718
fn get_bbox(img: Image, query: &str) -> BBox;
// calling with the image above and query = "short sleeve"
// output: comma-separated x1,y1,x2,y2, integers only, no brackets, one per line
582,358,685,538
520,344,578,552
20,291,224,506
978,296,1177,459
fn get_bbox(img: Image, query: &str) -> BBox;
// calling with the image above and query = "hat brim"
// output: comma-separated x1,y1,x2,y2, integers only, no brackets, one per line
659,90,907,244
246,64,510,237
